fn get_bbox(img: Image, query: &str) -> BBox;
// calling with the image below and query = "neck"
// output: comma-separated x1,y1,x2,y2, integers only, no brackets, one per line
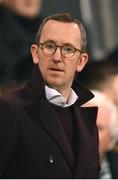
47,84,72,102
58,89,72,103
53,87,72,102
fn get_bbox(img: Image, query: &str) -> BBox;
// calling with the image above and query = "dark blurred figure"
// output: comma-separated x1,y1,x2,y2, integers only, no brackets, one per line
79,60,118,106
106,47,118,66
0,0,43,93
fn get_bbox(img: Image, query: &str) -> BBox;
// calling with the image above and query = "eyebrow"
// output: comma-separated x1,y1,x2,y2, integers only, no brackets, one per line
41,40,77,48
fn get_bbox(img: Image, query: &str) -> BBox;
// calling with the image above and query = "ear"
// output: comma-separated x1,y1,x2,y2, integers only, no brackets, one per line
30,44,39,64
76,53,88,72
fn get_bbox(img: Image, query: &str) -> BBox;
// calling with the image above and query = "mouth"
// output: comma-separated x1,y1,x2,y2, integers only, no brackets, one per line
49,68,64,72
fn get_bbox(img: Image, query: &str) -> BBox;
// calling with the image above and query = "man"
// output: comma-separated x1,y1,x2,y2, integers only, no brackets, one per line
0,13,100,178
84,90,118,178
0,0,43,92
79,60,118,106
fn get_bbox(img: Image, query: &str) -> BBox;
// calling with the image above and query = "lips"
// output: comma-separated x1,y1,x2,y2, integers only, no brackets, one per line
49,67,64,72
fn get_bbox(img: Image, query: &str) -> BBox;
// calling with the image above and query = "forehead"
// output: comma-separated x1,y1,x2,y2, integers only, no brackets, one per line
40,20,81,45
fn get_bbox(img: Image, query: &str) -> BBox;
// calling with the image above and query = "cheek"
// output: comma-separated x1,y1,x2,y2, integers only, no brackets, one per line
66,60,78,75
65,65,76,82
38,62,47,78
37,56,49,77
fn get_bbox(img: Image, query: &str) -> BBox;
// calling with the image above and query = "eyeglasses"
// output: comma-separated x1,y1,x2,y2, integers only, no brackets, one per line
38,42,82,58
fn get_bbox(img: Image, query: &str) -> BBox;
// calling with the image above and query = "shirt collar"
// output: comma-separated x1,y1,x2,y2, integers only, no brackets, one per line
29,65,94,106
45,85,78,108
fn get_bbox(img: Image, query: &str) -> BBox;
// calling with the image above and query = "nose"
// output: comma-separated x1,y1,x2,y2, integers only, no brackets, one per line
52,47,62,63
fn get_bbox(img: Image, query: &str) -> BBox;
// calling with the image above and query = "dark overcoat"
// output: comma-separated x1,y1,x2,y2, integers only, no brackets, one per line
0,66,100,178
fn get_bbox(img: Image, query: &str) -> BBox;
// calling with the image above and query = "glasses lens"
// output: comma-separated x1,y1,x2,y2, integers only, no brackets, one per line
62,45,75,58
42,42,56,55
39,42,78,58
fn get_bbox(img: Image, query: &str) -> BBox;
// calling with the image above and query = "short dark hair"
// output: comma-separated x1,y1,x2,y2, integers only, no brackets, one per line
35,13,87,52
79,60,118,90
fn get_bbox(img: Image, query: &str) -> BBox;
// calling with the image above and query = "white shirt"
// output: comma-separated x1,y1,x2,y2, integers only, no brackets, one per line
45,85,78,108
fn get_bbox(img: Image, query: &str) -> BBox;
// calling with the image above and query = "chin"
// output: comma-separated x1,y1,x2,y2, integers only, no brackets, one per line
46,77,63,86
46,81,63,90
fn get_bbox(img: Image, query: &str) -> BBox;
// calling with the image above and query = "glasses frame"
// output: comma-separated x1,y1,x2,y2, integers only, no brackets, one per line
38,42,83,58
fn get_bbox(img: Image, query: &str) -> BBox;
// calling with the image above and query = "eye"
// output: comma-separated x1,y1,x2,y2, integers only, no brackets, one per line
44,43,55,50
63,46,75,53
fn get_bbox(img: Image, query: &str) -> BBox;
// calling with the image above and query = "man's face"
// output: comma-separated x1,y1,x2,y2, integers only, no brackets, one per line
31,20,88,92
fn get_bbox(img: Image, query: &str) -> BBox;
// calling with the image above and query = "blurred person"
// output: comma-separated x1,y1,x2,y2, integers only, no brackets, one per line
105,47,118,66
1,0,42,18
80,60,118,178
0,0,43,93
83,90,118,178
79,60,118,106
0,13,100,178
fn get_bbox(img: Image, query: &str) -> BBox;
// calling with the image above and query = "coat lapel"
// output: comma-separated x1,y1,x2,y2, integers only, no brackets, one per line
25,99,74,172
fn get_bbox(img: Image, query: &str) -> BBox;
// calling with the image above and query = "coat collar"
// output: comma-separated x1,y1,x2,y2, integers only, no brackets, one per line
28,65,94,105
